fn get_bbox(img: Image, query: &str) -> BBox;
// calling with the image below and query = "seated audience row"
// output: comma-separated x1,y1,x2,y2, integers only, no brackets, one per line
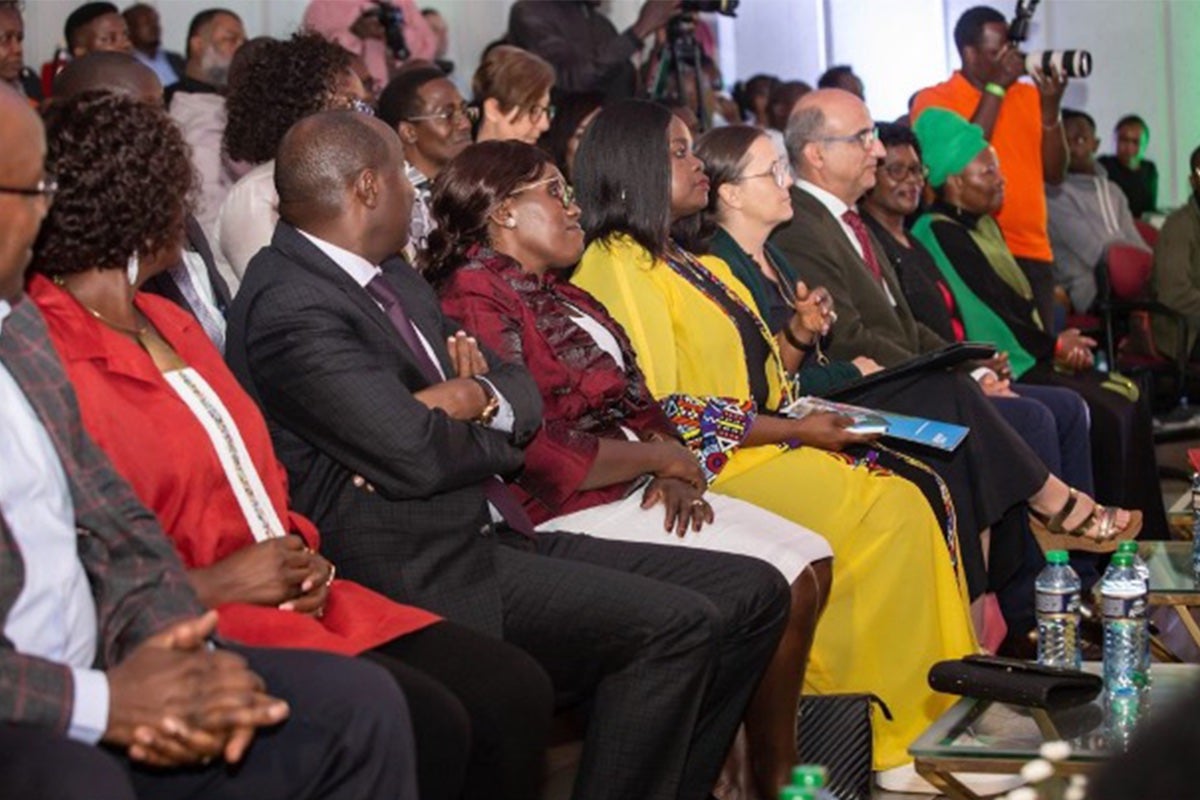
0,0,1177,797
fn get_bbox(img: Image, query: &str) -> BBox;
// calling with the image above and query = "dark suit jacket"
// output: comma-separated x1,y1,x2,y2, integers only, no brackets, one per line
225,223,543,635
769,186,947,367
0,297,202,733
141,214,232,319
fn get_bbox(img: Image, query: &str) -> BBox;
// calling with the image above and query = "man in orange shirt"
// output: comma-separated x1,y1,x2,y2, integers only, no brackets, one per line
913,5,1067,332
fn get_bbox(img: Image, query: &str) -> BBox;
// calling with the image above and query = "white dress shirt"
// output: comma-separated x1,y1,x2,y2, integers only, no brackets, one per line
297,230,514,433
0,300,108,743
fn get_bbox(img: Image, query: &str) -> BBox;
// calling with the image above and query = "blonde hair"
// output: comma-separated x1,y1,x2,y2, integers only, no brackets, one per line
471,45,555,114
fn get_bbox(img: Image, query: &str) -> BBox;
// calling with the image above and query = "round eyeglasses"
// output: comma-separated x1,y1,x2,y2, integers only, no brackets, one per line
510,176,575,209
734,158,791,189
0,174,58,202
528,104,556,124
820,126,880,150
879,162,930,183
405,103,480,125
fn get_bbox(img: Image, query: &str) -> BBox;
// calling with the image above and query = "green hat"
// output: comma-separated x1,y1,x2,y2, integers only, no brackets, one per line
913,107,989,188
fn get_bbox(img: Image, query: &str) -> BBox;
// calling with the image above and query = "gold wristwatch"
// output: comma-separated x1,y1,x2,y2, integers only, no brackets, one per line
473,377,500,425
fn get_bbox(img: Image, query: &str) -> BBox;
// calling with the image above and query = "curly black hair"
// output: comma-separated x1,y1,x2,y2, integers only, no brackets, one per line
223,32,355,165
31,91,194,278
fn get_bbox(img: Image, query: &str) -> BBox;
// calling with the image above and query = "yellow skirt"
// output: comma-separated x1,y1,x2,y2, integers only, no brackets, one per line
714,445,978,770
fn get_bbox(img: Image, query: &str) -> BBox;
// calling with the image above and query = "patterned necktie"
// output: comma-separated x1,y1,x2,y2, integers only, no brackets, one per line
841,209,883,283
169,258,226,353
364,274,537,538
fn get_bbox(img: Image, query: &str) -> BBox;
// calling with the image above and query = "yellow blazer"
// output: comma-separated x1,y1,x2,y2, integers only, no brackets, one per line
574,234,792,483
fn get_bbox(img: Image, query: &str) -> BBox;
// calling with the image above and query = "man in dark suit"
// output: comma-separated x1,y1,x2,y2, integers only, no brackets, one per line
0,84,417,800
226,109,791,800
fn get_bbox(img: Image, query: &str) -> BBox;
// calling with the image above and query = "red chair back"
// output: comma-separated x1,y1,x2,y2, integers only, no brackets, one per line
1135,219,1159,248
1107,243,1153,302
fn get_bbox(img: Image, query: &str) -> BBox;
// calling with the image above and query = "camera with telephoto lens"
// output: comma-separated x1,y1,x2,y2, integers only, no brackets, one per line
1008,0,1092,78
366,0,409,62
680,0,740,17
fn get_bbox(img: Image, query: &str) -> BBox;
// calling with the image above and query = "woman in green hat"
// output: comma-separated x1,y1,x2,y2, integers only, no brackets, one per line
910,107,1165,543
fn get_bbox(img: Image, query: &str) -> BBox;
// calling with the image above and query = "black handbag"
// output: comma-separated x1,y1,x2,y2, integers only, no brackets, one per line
928,654,1103,710
796,693,891,800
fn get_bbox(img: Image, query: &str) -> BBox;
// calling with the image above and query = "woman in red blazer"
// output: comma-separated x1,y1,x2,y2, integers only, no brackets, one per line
430,140,834,800
28,91,551,800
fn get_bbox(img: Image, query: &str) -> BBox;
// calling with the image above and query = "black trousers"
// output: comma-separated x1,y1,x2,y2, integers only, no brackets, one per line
839,369,1048,597
496,528,790,800
0,647,417,800
1022,363,1169,540
365,621,554,800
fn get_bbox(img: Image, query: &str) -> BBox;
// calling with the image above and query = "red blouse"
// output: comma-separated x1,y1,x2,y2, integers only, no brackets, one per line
29,275,438,654
439,247,679,523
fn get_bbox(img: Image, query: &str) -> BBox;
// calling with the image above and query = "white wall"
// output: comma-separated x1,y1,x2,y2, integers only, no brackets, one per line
20,0,1199,205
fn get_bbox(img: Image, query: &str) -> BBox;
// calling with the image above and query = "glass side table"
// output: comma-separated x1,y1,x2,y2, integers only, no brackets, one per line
1139,541,1200,661
909,663,1200,799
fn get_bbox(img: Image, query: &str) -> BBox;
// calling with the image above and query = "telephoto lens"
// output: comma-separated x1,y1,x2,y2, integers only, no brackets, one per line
680,0,740,16
1024,49,1092,78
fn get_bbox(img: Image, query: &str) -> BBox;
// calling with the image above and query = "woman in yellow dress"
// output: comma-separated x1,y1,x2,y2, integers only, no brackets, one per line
571,99,975,777
572,100,1119,778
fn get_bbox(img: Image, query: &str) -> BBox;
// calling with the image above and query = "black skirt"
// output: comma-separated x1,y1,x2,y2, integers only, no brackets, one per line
1020,363,1169,540
837,368,1049,598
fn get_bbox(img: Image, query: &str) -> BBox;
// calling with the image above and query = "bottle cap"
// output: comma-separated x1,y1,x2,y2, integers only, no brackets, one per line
1046,550,1069,564
790,765,827,788
779,788,814,800
1117,541,1138,555
1111,553,1134,567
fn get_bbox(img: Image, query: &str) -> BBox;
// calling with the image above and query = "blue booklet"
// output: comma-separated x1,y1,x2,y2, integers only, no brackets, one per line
781,396,970,452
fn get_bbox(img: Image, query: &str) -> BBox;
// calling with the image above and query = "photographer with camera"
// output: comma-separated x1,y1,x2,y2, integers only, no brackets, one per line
506,0,682,100
913,4,1070,332
303,0,436,92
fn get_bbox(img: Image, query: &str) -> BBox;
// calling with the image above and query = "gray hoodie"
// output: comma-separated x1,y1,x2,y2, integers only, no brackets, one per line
1046,163,1149,311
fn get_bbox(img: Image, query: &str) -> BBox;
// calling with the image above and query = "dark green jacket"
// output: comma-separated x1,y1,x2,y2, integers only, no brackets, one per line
709,227,861,397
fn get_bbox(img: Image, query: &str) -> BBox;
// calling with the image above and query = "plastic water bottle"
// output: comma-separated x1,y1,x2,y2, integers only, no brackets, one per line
1106,685,1141,752
1116,541,1148,583
782,765,837,800
1102,545,1152,679
1035,550,1081,669
1101,553,1149,695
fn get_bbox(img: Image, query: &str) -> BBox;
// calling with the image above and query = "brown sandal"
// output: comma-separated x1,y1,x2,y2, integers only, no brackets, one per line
1029,488,1143,554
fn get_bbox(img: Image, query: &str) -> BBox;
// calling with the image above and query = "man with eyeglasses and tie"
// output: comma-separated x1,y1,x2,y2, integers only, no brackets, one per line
377,64,476,262
772,93,1108,701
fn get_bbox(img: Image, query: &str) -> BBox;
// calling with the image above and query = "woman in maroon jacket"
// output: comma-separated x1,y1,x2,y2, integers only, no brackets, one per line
431,140,833,800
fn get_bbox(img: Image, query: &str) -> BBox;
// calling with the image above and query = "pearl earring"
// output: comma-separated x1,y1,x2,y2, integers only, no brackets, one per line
126,253,140,286
505,217,517,229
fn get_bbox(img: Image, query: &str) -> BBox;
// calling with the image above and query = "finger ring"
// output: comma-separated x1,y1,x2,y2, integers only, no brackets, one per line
828,311,838,323
324,564,337,587
690,499,706,508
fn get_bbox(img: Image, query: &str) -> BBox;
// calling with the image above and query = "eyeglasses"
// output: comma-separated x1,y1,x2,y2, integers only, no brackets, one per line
511,176,575,209
879,162,929,183
734,157,790,189
333,94,375,117
405,103,479,125
820,126,880,150
0,174,57,202
528,103,556,124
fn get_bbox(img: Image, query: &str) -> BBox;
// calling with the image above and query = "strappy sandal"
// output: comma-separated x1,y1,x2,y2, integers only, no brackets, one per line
1029,487,1143,554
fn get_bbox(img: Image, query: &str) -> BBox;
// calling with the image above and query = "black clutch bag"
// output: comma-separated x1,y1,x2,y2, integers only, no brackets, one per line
928,655,1103,710
797,693,892,800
